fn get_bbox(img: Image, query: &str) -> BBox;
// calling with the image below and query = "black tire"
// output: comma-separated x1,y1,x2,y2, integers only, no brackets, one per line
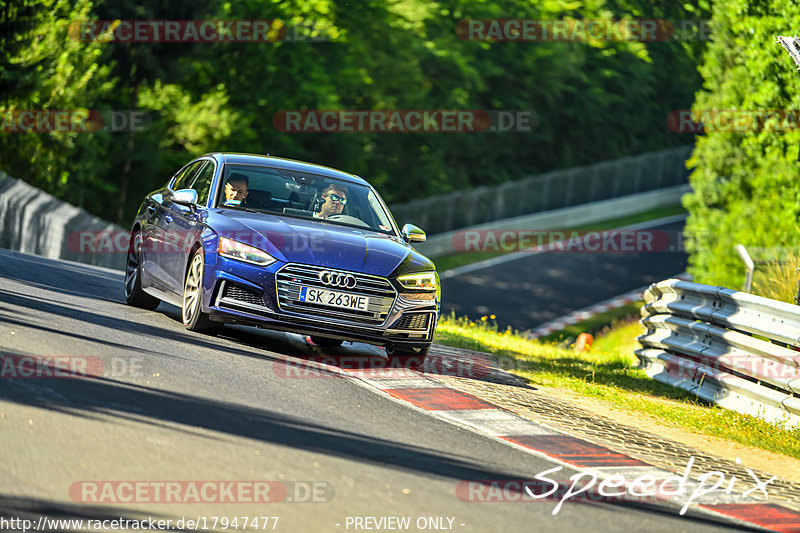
309,336,344,347
124,230,160,310
182,249,218,333
385,345,430,368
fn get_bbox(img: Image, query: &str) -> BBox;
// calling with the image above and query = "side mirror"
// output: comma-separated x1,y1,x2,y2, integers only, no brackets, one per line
401,223,426,243
171,188,198,212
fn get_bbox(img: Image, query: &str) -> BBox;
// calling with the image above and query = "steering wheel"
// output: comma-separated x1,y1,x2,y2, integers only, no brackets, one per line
326,214,370,228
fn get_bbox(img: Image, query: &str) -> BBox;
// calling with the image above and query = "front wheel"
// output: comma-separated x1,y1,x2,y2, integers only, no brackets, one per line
124,230,160,310
182,249,218,333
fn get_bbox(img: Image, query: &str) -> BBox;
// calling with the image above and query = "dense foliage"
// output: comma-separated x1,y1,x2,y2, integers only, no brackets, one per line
683,1,800,288
1,0,704,225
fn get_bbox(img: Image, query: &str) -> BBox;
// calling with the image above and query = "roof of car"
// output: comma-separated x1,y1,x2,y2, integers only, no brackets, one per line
209,153,369,186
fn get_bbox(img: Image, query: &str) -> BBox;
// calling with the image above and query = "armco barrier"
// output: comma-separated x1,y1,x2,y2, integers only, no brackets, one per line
0,171,126,270
391,146,691,235
637,279,800,428
415,184,690,258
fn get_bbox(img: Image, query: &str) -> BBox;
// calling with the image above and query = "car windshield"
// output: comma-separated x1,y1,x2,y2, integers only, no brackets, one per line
216,164,397,235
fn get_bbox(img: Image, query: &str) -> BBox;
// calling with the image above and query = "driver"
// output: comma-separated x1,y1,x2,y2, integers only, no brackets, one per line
314,183,348,219
223,174,249,206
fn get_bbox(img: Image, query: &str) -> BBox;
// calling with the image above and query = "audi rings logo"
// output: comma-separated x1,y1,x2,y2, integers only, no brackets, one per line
318,270,357,289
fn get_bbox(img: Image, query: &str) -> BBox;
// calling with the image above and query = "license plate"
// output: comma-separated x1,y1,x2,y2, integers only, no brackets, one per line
298,286,369,311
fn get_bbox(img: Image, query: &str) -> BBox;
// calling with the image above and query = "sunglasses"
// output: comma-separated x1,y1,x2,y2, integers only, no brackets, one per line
325,193,347,205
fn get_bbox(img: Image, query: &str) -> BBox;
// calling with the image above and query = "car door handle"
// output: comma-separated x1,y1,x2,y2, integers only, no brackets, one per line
147,205,156,214
164,215,173,223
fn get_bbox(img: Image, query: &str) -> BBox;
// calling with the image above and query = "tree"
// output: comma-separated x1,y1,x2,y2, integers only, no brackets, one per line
1,0,708,226
682,0,800,288
0,0,114,212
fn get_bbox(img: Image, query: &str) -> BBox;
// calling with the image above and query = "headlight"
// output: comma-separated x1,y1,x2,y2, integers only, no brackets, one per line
397,271,437,291
218,237,276,266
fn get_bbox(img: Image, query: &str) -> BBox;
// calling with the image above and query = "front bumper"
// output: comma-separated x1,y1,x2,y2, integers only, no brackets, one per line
204,260,438,347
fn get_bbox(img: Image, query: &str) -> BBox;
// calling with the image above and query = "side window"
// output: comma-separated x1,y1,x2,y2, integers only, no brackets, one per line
172,161,204,191
190,161,216,205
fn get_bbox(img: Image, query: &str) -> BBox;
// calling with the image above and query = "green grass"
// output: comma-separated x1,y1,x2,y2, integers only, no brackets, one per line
589,319,643,358
434,313,800,459
538,302,643,344
434,251,509,272
432,204,687,272
752,247,800,304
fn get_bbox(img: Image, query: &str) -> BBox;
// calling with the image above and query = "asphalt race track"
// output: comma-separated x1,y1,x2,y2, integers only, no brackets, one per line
440,216,689,331
0,247,750,532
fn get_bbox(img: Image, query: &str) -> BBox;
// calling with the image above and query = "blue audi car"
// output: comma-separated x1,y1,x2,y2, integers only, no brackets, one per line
124,153,439,361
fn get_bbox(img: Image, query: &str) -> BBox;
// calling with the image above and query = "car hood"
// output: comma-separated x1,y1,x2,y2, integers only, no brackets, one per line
212,210,426,277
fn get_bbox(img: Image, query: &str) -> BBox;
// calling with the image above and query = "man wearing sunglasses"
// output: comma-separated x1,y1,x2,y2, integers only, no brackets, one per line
314,183,348,219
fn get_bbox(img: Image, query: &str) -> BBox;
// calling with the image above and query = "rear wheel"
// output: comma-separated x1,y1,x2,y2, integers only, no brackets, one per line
182,249,218,333
124,230,160,310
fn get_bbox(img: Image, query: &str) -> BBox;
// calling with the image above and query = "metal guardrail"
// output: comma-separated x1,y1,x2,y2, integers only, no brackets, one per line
414,185,689,258
637,279,800,428
0,171,126,270
390,146,692,235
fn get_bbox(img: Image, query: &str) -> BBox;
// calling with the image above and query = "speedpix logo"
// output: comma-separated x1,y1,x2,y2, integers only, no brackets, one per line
458,457,775,516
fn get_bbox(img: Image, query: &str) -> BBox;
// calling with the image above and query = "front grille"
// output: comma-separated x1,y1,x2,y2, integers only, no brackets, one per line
393,313,430,331
221,283,266,307
275,264,396,325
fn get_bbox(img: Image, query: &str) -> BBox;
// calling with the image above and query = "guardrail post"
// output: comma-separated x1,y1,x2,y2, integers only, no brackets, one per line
589,166,600,203
564,170,575,207
795,267,800,306
611,160,622,197
537,174,551,213
633,157,643,193
654,151,666,190
736,244,754,293
444,193,455,232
